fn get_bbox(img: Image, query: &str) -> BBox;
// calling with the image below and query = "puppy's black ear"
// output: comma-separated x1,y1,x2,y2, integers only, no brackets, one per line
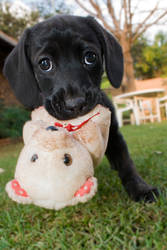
3,28,42,109
86,16,123,88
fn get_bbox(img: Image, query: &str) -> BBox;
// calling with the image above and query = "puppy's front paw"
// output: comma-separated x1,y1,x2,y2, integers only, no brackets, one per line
125,179,159,203
135,186,159,203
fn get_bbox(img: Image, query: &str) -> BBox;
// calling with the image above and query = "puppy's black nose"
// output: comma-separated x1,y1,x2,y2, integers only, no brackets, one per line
65,97,85,113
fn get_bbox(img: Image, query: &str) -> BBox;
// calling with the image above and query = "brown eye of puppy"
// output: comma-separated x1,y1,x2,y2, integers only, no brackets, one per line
84,51,96,65
31,154,38,162
63,154,72,166
39,58,52,71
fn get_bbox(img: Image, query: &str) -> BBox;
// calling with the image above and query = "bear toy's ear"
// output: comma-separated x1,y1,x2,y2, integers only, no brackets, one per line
31,106,57,124
23,120,46,145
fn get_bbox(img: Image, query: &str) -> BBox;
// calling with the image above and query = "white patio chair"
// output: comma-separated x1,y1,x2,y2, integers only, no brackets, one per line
113,98,139,127
135,97,161,124
157,95,167,120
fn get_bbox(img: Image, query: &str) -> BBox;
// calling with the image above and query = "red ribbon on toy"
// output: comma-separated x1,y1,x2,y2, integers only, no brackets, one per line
54,112,100,132
11,179,29,197
74,178,94,197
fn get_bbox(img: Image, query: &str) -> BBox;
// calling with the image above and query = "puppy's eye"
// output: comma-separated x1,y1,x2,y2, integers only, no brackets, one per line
39,58,52,71
63,153,72,166
31,154,38,162
84,51,96,65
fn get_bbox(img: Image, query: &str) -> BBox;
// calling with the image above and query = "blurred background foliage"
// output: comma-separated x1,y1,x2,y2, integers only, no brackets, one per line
132,32,167,79
0,100,30,138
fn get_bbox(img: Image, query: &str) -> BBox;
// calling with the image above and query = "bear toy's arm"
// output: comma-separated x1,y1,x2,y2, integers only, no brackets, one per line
73,121,104,167
72,105,111,167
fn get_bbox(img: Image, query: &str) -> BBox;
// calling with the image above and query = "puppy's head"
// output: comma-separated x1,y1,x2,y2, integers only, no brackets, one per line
3,15,123,120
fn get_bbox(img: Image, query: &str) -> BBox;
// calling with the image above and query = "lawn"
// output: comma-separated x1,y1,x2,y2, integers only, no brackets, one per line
0,122,167,249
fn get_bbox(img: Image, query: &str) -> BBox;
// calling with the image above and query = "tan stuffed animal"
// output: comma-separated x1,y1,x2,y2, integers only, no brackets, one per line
6,105,111,210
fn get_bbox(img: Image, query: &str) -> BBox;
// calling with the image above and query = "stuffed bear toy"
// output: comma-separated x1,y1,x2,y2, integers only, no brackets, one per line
6,105,111,210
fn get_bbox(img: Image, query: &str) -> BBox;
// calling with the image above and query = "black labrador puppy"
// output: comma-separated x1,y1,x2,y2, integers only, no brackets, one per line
3,15,159,202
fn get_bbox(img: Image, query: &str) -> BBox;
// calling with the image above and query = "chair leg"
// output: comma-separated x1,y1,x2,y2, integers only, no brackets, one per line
150,114,154,123
165,103,167,119
133,106,140,125
117,111,123,127
130,113,135,125
156,99,161,122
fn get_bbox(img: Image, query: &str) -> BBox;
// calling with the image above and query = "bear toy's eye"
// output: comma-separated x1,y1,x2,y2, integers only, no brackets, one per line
31,154,38,162
63,153,72,166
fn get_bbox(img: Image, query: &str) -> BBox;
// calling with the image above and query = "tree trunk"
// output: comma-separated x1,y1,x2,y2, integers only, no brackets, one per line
121,35,136,93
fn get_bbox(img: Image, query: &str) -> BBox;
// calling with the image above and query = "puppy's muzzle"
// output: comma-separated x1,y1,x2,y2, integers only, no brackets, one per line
44,87,100,120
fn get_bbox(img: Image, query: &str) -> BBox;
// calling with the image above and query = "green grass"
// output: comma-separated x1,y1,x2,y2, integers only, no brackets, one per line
1,122,167,249
101,77,110,89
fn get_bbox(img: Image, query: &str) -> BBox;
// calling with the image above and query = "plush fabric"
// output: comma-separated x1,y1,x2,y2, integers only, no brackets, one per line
6,104,111,210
